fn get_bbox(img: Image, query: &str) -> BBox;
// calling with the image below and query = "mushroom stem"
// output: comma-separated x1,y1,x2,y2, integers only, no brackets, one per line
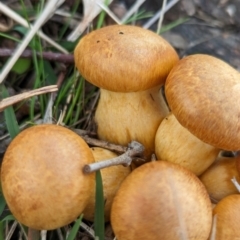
83,141,145,173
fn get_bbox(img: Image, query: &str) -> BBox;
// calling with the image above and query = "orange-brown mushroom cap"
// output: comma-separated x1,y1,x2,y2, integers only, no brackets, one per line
1,124,95,230
165,54,240,150
74,25,179,92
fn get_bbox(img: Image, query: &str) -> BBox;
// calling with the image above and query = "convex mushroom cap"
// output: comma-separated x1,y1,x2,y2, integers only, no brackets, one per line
1,124,95,230
212,194,240,239
74,25,179,159
111,161,212,240
200,155,240,202
165,54,240,150
74,24,179,92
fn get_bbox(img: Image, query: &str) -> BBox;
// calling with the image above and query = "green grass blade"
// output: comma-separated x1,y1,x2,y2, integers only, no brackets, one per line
0,222,4,240
159,17,189,33
94,170,105,240
66,215,83,240
59,0,81,40
1,85,20,139
0,193,6,218
64,77,84,125
1,215,15,222
123,10,154,24
0,33,21,43
96,0,111,29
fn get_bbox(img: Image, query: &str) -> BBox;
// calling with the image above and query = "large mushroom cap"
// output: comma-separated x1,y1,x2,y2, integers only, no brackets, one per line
1,124,95,230
165,54,240,150
111,161,212,240
74,25,179,92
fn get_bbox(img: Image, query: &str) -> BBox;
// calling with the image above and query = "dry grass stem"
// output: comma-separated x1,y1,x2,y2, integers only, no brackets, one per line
156,0,167,34
96,0,121,24
0,0,65,83
79,222,95,238
0,85,58,112
5,221,18,240
143,0,180,29
0,49,74,64
43,93,55,124
56,228,64,240
41,230,47,240
67,0,114,41
209,215,217,240
0,2,68,54
121,0,146,23
231,177,240,192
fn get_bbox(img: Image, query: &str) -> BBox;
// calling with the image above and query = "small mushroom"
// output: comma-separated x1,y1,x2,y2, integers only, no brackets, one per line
155,112,220,176
211,194,240,239
1,124,95,230
200,154,240,202
165,54,240,150
74,25,179,159
111,161,212,240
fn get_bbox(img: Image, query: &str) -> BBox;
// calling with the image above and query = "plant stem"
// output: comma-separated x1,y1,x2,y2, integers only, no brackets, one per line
83,141,145,173
0,48,74,64
73,128,128,154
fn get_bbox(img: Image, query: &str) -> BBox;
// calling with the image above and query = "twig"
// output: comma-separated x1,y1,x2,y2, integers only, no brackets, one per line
0,85,58,112
73,128,127,153
0,49,74,64
83,141,145,173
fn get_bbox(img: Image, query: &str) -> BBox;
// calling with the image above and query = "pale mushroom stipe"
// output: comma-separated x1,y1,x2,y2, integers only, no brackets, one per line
155,112,220,176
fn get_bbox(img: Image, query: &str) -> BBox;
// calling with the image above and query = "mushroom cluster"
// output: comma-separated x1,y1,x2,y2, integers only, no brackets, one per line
3,24,240,239
73,25,240,239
